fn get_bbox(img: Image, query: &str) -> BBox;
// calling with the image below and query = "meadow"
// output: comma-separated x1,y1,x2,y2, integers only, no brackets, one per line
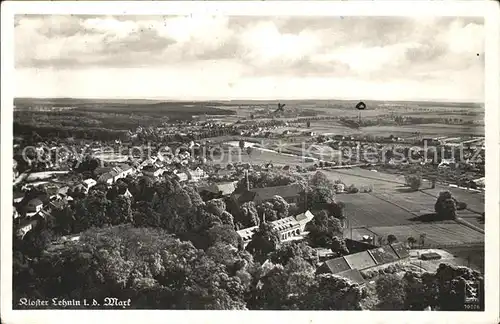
360,124,484,137
371,191,440,215
323,167,484,249
323,168,407,191
339,193,417,227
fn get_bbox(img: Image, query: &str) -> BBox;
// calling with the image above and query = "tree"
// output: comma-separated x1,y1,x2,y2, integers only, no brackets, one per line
405,174,422,191
22,228,57,258
328,201,345,219
207,224,243,249
239,140,245,152
26,225,248,310
385,149,394,161
308,186,335,208
306,210,344,250
283,257,316,296
407,236,417,248
247,264,290,309
300,274,365,310
132,201,161,228
434,191,457,220
269,241,319,266
220,211,235,228
377,235,385,246
73,190,111,231
346,184,359,194
183,186,204,207
258,201,278,222
206,199,226,217
433,263,484,311
419,233,427,247
106,186,120,201
387,234,398,245
246,222,280,263
248,256,318,310
309,171,335,190
402,264,484,311
134,176,155,202
51,205,75,235
456,201,468,211
107,195,133,225
239,201,259,228
153,178,198,234
271,195,289,219
330,237,349,256
306,121,311,128
375,274,406,310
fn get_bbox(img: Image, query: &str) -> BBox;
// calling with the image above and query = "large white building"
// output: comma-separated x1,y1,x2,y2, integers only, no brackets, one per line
237,210,315,247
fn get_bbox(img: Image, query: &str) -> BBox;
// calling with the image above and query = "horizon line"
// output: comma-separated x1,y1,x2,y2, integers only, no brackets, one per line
13,96,484,104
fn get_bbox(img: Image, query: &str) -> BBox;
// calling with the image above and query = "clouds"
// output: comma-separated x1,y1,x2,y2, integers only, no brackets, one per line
14,14,484,101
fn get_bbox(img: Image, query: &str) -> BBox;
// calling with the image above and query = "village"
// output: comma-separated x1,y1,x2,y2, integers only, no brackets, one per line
12,111,486,293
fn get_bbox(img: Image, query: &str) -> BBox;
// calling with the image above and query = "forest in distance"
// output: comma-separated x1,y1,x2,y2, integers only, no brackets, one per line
13,97,484,142
14,97,484,108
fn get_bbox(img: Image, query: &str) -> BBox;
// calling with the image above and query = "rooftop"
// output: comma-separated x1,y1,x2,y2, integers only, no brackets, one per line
238,183,303,203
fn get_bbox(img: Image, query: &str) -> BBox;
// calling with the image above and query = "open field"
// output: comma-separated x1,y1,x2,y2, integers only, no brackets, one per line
371,191,437,215
456,212,485,230
323,168,406,191
339,193,417,227
268,120,483,138
364,221,484,246
361,124,484,137
325,168,484,234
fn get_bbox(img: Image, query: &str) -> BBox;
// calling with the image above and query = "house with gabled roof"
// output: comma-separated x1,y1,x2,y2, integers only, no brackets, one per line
82,178,97,190
98,171,116,185
26,198,43,215
199,182,237,198
118,163,135,177
316,243,410,285
120,188,133,199
16,218,38,239
175,172,188,182
142,165,164,178
97,164,132,185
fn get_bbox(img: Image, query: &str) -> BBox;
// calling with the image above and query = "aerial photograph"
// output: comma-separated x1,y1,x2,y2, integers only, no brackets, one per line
12,14,485,310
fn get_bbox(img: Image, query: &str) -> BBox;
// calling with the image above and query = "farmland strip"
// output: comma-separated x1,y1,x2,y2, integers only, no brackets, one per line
368,193,419,217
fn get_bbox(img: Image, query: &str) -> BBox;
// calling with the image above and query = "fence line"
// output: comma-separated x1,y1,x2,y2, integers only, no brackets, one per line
412,242,484,249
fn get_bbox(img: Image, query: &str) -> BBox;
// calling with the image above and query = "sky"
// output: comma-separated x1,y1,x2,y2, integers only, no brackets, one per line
14,14,485,102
